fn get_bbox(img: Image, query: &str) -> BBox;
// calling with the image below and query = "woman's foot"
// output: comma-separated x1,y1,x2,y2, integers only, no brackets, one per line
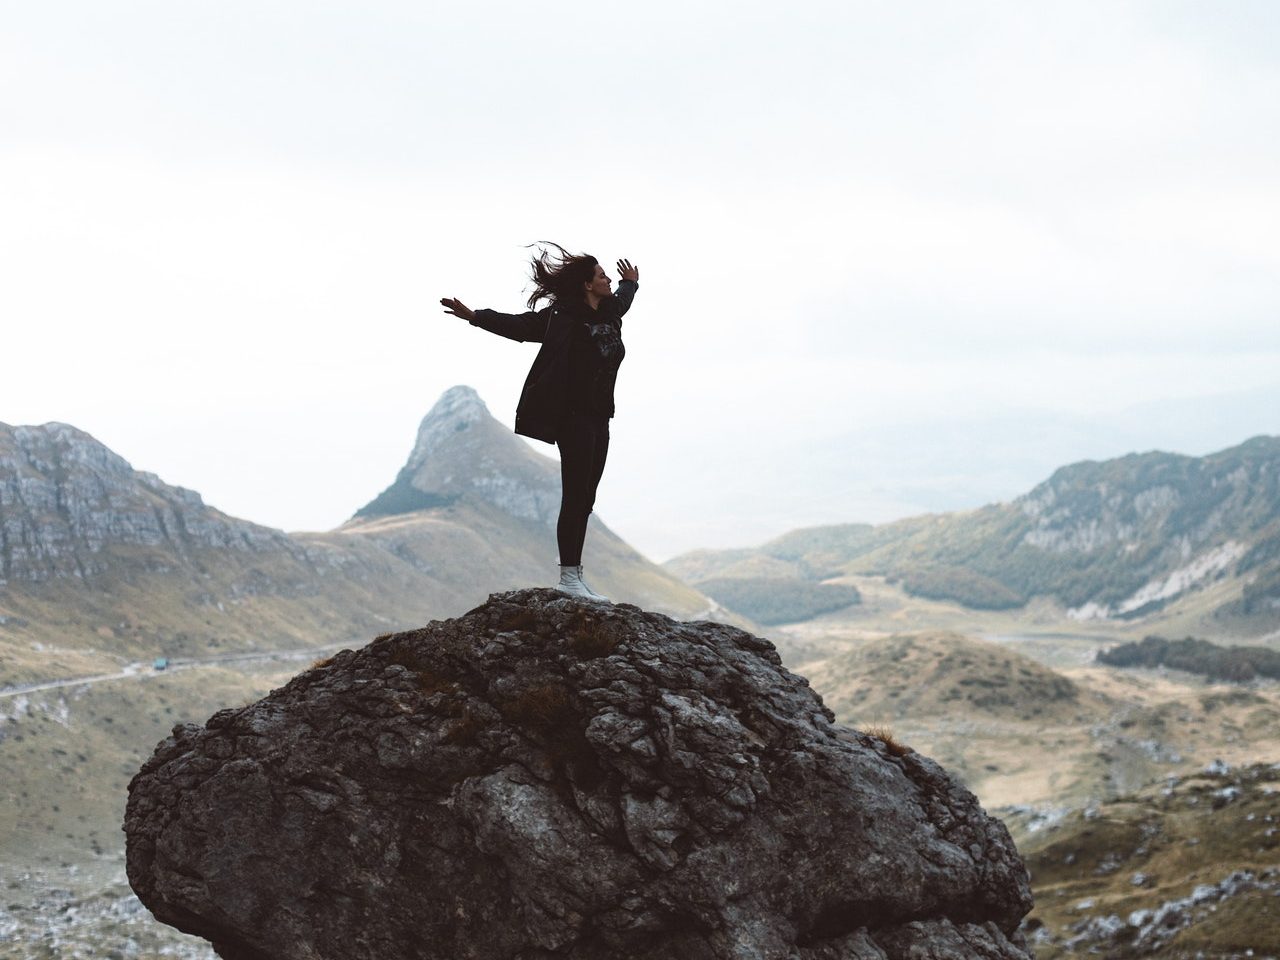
557,564,610,602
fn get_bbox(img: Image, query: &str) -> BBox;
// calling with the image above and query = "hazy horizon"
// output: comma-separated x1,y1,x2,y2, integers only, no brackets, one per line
4,1,1278,561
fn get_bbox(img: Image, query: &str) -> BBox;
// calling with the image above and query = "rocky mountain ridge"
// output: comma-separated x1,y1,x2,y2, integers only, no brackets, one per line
669,435,1280,631
0,422,295,585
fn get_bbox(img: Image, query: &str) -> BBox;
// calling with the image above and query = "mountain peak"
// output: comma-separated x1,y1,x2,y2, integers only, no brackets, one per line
404,385,493,474
353,385,561,525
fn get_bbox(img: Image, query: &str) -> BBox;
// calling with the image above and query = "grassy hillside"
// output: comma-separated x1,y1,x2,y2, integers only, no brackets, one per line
337,499,720,623
803,628,1280,810
0,498,718,692
0,537,449,685
0,659,299,959
806,631,1093,723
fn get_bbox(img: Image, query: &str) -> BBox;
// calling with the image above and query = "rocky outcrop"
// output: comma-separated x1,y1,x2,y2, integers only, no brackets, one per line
125,589,1033,959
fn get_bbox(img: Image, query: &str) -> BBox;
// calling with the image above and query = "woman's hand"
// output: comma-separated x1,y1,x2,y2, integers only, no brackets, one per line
616,259,639,283
440,297,476,322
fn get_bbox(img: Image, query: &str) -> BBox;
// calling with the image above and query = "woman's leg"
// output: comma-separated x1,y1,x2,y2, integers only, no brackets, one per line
584,418,610,519
556,414,596,567
557,415,611,566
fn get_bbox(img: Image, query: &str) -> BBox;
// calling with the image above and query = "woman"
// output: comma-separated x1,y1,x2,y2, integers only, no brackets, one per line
440,243,640,602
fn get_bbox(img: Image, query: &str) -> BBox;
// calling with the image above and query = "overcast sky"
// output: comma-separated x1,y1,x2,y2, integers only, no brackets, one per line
3,1,1279,561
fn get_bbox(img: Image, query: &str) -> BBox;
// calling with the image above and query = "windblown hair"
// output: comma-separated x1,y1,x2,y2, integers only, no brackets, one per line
524,241,598,310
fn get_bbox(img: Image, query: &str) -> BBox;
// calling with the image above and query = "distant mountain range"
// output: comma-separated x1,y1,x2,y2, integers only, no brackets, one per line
0,386,715,684
5,389,1276,683
666,436,1280,635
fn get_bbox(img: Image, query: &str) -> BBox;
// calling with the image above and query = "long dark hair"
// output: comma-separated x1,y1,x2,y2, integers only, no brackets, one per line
524,241,598,310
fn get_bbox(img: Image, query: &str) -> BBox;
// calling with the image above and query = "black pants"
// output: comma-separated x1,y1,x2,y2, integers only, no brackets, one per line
556,411,610,567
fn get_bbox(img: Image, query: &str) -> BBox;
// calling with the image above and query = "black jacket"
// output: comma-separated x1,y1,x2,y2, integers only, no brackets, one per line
469,279,637,444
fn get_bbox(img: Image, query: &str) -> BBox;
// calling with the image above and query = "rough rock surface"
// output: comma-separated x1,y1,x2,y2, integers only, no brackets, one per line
125,589,1034,959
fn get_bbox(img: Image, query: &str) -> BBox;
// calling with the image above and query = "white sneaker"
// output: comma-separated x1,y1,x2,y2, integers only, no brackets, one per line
557,564,610,602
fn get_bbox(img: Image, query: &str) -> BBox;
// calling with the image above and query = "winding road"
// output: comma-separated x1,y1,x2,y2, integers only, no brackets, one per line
0,643,350,702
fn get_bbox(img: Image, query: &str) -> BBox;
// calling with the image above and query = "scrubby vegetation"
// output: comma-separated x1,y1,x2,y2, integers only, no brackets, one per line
760,524,878,579
862,724,912,757
563,610,619,658
1097,635,1280,682
889,564,1025,610
694,576,861,625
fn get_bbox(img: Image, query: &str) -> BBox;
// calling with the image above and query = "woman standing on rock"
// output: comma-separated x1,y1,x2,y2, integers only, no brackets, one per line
440,242,639,602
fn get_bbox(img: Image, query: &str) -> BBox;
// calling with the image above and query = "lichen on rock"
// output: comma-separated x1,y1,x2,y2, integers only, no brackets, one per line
124,588,1033,959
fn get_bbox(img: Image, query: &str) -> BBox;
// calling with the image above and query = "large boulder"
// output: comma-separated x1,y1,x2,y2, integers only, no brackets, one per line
124,589,1033,959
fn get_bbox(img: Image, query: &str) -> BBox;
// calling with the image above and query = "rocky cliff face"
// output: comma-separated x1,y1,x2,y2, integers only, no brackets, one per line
125,589,1033,960
0,422,294,584
1014,437,1280,617
1017,438,1279,553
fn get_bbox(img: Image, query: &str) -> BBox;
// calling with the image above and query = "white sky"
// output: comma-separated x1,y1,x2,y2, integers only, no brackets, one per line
3,1,1279,561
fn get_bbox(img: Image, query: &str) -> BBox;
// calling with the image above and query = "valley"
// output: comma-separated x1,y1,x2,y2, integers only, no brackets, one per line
4,580,1276,958
777,574,1280,808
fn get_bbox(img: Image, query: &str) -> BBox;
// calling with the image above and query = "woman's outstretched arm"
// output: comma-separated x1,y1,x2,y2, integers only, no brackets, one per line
440,297,549,343
613,259,640,317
